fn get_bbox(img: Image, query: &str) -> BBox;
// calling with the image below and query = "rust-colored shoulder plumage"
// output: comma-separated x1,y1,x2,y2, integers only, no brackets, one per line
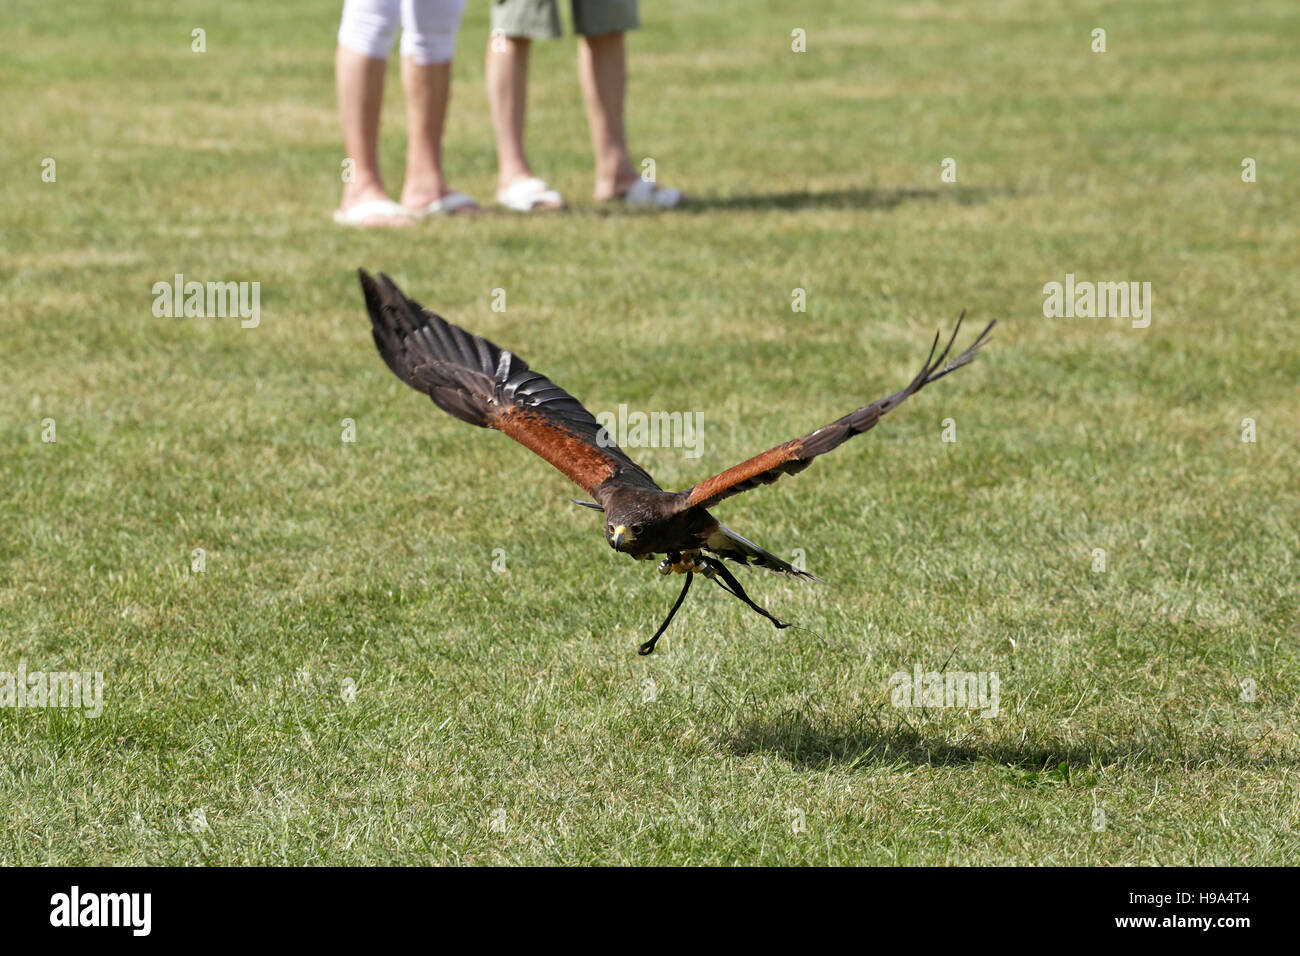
360,270,661,498
683,314,995,509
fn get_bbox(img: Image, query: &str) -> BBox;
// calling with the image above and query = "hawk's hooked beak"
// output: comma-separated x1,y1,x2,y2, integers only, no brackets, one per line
611,525,630,550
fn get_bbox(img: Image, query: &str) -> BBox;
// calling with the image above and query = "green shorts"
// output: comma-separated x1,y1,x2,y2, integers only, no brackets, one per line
490,0,639,39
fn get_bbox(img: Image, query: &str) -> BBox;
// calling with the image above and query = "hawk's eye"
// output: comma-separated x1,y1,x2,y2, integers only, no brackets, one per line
631,524,644,535
607,524,615,534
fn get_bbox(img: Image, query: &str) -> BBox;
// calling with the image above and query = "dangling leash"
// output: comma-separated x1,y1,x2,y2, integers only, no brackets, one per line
639,571,694,655
639,556,798,655
701,557,795,633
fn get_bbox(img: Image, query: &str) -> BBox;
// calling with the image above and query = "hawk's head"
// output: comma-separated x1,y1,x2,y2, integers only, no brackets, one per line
606,517,650,553
597,487,705,556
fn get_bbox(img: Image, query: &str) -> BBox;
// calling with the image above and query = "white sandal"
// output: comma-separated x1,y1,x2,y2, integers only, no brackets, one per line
333,199,414,227
497,176,565,211
408,191,478,217
621,179,684,208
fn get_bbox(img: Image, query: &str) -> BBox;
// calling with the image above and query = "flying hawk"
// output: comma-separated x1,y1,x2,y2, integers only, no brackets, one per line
359,270,994,654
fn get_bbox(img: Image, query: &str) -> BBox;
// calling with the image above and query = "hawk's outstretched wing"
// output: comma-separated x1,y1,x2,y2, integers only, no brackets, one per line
360,270,661,497
683,316,995,510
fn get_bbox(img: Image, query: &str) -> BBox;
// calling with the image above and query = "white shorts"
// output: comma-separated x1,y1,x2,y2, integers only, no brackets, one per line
338,0,467,65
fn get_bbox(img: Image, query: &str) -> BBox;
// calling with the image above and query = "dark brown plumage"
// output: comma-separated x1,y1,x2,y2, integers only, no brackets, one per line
358,269,995,653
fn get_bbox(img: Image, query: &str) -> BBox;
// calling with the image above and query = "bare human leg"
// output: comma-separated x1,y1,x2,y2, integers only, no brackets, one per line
399,56,473,212
486,34,563,207
577,32,638,201
336,45,411,226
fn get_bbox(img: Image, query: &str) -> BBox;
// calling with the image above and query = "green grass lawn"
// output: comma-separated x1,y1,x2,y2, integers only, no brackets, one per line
1,0,1297,865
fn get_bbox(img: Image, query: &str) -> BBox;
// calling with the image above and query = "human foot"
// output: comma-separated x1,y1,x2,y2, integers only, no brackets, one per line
402,186,479,217
336,182,414,227
604,177,686,208
497,175,565,211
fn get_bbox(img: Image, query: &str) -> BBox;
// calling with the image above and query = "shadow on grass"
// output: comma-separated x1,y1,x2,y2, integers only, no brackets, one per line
677,185,1008,214
725,713,1294,773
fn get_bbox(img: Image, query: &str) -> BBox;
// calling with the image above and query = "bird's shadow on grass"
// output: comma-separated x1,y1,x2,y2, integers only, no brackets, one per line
725,713,1294,773
677,185,1008,214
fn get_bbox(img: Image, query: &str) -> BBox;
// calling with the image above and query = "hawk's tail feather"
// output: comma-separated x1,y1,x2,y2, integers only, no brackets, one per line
705,525,822,582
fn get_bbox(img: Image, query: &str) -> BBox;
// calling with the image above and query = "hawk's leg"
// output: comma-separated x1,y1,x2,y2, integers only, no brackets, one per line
657,549,707,575
639,571,693,656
